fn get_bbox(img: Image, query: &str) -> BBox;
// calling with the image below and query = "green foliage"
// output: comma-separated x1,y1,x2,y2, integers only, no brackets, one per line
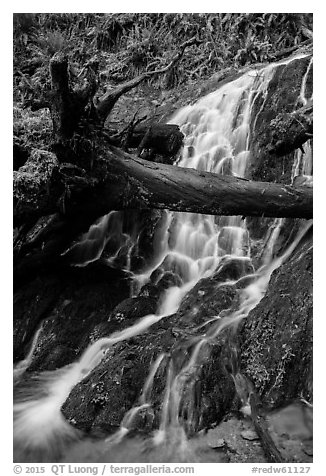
13,106,52,150
13,13,313,148
14,13,312,90
85,13,312,85
35,30,67,56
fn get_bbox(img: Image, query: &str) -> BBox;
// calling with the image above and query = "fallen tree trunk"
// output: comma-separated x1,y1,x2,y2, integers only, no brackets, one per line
14,146,313,229
64,146,313,220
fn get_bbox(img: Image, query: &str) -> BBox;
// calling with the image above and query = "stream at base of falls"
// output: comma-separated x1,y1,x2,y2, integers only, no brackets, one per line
13,53,313,463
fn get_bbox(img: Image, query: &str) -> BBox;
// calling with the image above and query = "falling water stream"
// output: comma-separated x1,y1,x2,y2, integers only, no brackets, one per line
14,54,312,462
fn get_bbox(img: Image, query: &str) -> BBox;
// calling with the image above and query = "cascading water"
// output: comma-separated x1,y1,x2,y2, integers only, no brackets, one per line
14,324,43,382
14,54,313,463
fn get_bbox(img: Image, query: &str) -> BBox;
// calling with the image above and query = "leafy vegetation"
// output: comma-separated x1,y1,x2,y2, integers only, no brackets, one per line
14,13,313,82
13,13,312,150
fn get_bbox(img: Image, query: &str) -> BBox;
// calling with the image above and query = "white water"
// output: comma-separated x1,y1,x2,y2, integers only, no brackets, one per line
61,211,131,268
14,54,312,462
14,324,43,382
299,56,313,107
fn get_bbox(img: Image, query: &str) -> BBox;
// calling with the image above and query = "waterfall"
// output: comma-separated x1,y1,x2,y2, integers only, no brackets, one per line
14,324,43,382
14,54,312,462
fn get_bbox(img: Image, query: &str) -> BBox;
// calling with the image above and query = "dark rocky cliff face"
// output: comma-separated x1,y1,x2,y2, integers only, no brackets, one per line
14,54,313,456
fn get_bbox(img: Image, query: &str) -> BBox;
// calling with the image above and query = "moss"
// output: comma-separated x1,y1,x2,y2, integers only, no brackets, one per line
240,238,312,407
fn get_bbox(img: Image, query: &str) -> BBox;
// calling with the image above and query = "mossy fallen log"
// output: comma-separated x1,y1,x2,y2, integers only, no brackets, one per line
14,145,313,230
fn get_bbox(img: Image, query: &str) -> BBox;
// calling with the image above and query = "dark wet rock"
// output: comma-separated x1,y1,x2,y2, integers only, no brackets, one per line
156,272,183,292
155,254,193,283
108,296,158,323
274,218,304,257
61,327,171,432
62,333,236,435
248,217,309,273
246,217,277,268
149,267,162,284
249,55,312,184
177,282,237,326
83,291,160,344
190,342,237,432
246,217,273,241
177,257,254,326
14,264,130,371
14,275,63,363
61,280,239,433
101,209,166,274
129,209,167,272
239,236,313,408
247,218,303,269
138,282,161,300
149,268,183,290
213,256,254,282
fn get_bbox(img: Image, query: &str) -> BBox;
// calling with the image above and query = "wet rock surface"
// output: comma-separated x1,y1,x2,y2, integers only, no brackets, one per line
61,282,238,433
61,258,257,432
14,263,130,370
176,257,253,325
239,234,313,408
250,55,312,184
100,209,167,274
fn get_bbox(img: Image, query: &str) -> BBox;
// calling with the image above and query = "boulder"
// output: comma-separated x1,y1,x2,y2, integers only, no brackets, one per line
249,55,313,184
61,280,240,433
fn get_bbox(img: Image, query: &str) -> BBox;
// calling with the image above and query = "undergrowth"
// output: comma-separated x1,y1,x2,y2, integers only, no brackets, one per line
13,13,313,149
14,13,313,90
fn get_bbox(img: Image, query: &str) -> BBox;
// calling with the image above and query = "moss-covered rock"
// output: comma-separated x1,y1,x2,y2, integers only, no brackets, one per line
239,235,312,407
13,149,59,224
249,55,312,184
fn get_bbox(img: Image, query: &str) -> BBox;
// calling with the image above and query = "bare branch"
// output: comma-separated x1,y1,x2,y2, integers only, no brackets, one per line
96,36,202,122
